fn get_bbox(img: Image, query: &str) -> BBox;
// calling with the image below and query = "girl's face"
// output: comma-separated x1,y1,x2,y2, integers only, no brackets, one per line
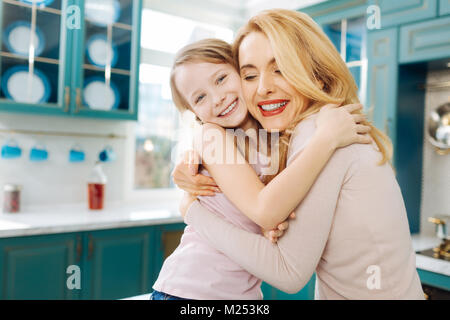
239,31,306,131
175,62,248,128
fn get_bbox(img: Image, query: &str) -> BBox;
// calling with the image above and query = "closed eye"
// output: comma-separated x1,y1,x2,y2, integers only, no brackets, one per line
243,75,256,81
195,94,205,104
216,74,227,85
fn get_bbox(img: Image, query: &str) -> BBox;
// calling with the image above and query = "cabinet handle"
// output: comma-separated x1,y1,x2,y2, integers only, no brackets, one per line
64,86,70,112
88,235,94,260
75,88,82,114
76,235,82,262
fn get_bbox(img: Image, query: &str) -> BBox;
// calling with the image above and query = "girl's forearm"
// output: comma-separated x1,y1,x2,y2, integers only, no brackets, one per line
254,128,335,229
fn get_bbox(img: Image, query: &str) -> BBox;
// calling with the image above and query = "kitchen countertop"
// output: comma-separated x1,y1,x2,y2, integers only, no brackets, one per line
0,205,448,279
0,201,184,238
411,234,450,277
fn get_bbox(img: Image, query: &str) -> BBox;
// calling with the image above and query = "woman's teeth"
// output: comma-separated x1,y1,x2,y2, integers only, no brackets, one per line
260,101,287,111
220,100,237,116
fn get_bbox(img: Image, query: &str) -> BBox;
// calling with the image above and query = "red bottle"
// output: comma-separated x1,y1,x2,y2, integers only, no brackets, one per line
87,162,107,210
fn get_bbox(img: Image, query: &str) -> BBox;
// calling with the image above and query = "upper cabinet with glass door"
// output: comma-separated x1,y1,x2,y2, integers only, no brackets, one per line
71,0,141,120
0,0,72,116
322,16,367,107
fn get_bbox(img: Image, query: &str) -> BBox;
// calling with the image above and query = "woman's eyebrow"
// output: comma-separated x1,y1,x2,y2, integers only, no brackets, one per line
240,58,276,72
240,64,256,72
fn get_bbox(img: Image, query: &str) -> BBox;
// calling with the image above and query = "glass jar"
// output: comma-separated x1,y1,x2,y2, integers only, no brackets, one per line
3,184,21,213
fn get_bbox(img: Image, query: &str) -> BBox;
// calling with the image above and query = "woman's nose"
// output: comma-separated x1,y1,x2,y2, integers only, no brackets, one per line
257,74,275,97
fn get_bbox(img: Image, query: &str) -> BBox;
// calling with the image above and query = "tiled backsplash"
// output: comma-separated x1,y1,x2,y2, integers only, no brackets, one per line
0,113,134,207
420,69,450,236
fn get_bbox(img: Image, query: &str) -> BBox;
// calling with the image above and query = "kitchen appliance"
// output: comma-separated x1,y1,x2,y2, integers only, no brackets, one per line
427,102,450,155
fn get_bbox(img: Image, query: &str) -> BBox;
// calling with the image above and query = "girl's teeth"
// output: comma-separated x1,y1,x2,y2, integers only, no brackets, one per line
260,101,287,111
220,100,237,116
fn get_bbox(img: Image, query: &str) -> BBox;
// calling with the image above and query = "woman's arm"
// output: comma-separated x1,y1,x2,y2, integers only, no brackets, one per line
197,104,369,230
184,117,355,292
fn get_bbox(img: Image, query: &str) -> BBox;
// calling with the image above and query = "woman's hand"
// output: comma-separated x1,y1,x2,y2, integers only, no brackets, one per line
315,103,372,149
172,150,221,196
262,212,296,243
179,192,198,219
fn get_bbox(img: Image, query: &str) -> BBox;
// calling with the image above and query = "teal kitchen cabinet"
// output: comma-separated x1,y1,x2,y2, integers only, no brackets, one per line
151,223,186,280
440,0,450,15
262,274,316,300
369,0,437,28
0,222,186,300
399,16,450,63
0,232,80,300
70,0,141,120
0,0,142,120
417,268,450,292
366,27,398,151
81,226,157,300
0,0,73,116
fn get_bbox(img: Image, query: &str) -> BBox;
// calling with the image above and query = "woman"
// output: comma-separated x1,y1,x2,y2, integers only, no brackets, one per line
151,38,370,300
177,9,424,299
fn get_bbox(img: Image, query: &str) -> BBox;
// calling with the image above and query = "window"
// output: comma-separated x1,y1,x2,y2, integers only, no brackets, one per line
323,16,367,104
134,9,233,190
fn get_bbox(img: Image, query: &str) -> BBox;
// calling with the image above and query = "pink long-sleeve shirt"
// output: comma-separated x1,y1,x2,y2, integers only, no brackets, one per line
185,114,425,300
152,158,265,299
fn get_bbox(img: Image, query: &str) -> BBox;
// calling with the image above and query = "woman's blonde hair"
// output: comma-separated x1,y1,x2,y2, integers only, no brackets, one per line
232,9,393,184
170,38,236,119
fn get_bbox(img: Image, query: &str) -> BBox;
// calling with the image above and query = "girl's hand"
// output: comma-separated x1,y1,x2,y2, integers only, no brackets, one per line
262,212,296,243
172,150,220,196
179,192,198,219
315,103,372,149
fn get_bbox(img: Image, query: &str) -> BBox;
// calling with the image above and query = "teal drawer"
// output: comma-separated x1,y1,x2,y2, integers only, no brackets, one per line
440,0,450,15
399,16,450,63
417,268,450,291
369,0,437,28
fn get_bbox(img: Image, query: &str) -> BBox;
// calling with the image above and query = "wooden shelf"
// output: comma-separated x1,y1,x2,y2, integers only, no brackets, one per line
83,63,131,76
3,0,61,15
0,51,59,65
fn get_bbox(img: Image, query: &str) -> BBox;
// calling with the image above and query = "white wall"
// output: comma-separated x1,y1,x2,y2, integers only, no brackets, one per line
420,69,450,236
0,112,133,207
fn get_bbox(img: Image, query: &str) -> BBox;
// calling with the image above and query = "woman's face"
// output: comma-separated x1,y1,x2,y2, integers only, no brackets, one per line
175,62,248,128
239,31,305,131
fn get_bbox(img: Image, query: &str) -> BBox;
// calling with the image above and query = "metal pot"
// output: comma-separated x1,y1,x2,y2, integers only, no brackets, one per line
427,102,450,154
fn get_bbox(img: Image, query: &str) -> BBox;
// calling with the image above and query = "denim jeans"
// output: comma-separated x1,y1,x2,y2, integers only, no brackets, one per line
149,290,189,300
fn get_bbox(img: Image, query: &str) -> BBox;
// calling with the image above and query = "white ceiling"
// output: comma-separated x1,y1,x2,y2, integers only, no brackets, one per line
143,0,327,31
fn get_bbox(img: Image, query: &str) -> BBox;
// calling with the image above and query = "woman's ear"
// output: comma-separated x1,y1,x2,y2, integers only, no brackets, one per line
318,80,325,89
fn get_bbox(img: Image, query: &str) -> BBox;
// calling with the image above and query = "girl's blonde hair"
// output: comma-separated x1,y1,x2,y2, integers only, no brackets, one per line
232,9,393,184
170,38,236,119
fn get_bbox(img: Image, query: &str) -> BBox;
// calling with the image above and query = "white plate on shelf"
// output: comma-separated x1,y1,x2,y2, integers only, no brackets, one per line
3,21,45,57
19,0,54,6
1,65,51,104
83,77,120,111
86,34,118,68
85,0,121,26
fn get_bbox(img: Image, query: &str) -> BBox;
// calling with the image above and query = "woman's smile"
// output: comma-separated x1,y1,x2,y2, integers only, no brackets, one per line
257,99,289,117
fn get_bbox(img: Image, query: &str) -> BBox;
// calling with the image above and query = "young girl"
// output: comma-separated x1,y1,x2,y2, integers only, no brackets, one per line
150,38,370,300
177,9,424,299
